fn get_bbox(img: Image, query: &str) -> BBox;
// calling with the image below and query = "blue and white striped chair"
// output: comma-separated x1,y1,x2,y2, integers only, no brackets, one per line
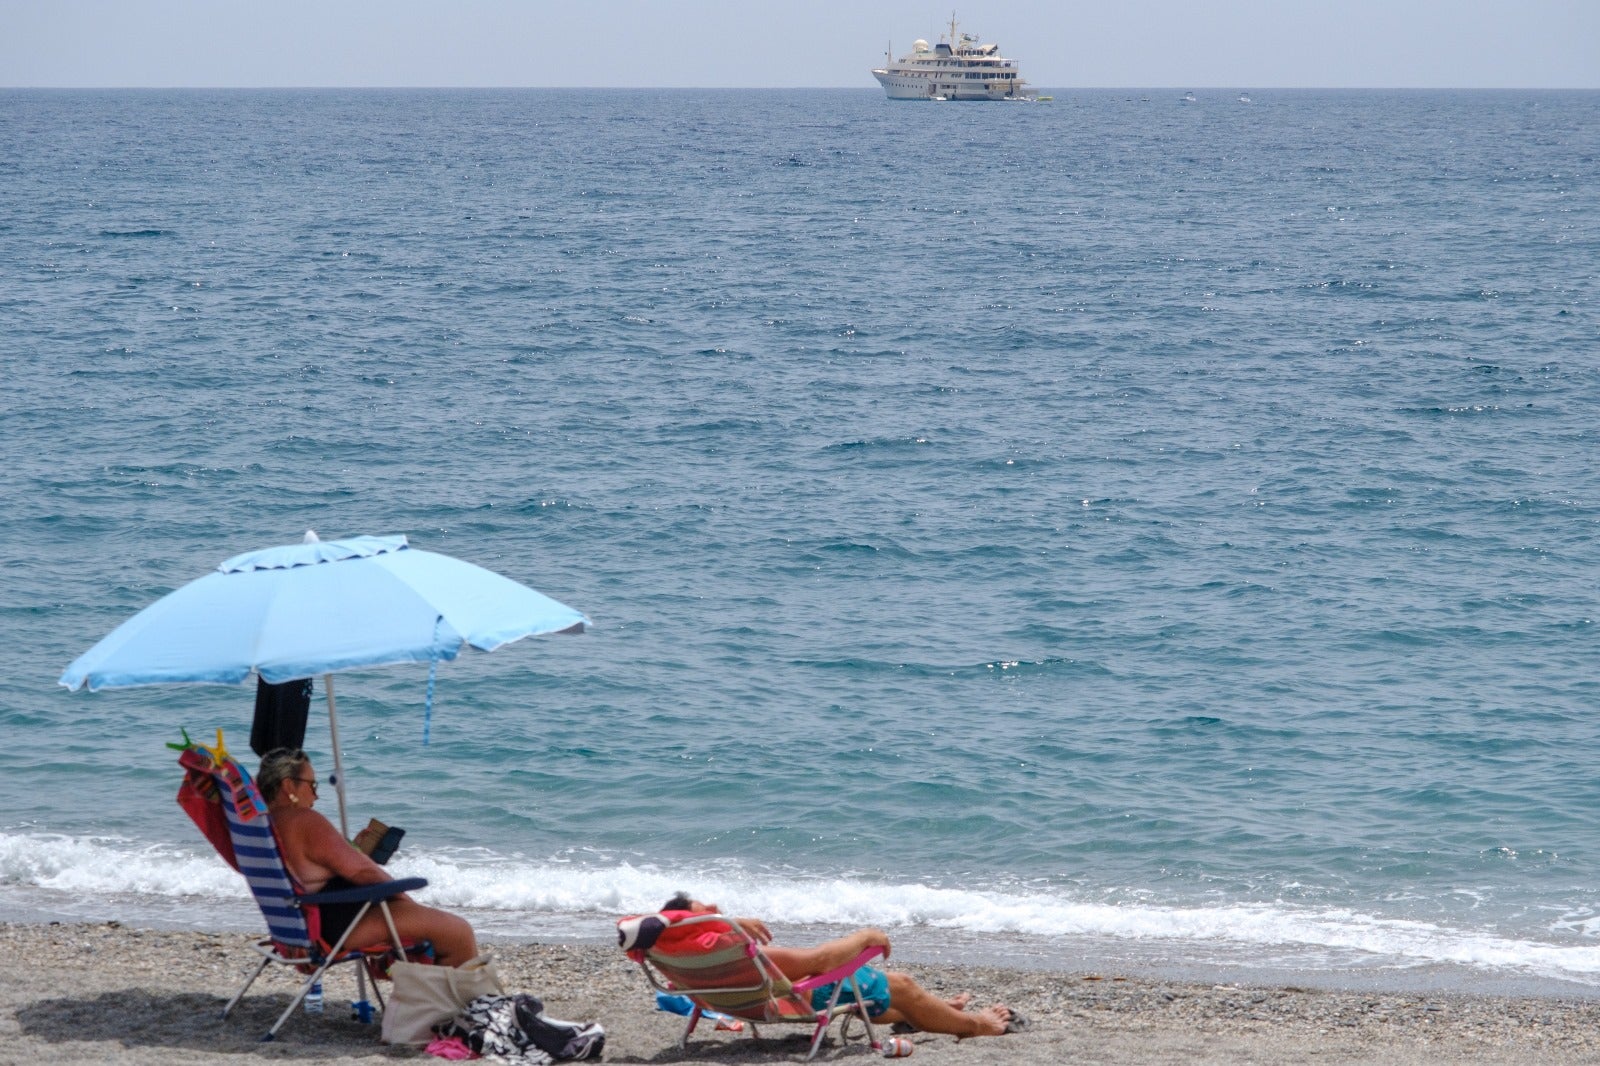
181,750,431,1041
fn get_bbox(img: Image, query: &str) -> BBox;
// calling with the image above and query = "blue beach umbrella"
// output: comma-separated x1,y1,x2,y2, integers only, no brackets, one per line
60,531,587,834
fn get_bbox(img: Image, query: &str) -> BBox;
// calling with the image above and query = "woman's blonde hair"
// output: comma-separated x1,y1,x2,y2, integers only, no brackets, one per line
257,747,309,802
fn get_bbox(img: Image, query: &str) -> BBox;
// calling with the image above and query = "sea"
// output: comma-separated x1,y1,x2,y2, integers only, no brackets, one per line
1,87,1597,998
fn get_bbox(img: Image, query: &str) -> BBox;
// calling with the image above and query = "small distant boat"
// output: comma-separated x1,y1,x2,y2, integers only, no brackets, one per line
1238,91,1252,103
1181,91,1197,103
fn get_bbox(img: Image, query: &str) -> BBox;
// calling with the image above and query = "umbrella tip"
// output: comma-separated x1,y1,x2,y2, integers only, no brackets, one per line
303,530,321,543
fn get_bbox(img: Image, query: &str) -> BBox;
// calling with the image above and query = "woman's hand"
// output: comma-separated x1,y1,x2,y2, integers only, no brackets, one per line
735,917,774,944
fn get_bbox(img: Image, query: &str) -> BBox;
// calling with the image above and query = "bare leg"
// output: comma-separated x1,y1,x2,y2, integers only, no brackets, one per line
345,898,478,967
872,973,1011,1038
891,991,974,1032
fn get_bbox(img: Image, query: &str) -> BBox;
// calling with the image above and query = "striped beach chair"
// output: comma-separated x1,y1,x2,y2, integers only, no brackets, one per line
177,747,431,1041
618,912,887,1060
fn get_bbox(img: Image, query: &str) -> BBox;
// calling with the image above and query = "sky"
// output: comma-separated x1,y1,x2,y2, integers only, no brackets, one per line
3,0,1597,90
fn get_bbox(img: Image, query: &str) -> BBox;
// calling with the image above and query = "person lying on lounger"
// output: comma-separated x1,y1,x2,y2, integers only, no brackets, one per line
656,894,1018,1038
257,747,479,966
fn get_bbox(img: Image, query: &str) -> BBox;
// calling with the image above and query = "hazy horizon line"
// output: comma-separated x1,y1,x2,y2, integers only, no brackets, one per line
6,84,1597,92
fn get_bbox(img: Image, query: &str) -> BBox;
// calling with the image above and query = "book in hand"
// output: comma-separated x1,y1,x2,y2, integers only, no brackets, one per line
352,818,405,865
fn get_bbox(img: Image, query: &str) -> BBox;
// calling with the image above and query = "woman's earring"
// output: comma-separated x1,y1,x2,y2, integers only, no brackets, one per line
290,793,299,805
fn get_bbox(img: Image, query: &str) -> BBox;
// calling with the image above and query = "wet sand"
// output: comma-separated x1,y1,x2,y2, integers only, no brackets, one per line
5,921,1600,1064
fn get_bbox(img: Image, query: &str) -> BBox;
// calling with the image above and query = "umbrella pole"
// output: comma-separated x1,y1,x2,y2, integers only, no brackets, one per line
323,673,351,838
323,672,374,1018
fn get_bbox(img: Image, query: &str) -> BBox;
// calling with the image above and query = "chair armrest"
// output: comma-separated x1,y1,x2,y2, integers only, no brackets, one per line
299,876,428,906
791,945,886,994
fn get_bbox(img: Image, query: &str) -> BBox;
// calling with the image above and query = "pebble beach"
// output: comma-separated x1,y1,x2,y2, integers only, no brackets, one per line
5,922,1600,1065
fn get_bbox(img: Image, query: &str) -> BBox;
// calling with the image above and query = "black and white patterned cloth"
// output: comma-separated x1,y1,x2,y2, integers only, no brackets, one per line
435,993,606,1062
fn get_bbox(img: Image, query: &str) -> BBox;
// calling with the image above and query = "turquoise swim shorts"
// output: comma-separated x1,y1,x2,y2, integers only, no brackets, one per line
809,965,891,1016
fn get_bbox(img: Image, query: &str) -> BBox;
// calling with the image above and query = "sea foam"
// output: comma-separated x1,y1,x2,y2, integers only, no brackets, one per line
5,832,1599,987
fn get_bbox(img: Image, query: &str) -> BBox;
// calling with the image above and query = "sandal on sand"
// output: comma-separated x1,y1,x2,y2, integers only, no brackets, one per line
1004,1012,1031,1034
890,1022,918,1035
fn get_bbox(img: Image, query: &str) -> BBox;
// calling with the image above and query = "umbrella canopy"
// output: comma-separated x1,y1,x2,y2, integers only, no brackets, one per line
60,533,586,692
60,530,587,842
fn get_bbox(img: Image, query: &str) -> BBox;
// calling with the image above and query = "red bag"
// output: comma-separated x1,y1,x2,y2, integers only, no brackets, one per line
176,749,237,868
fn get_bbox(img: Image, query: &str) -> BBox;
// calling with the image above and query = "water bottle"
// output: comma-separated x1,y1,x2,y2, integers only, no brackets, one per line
304,980,324,1015
880,1034,913,1058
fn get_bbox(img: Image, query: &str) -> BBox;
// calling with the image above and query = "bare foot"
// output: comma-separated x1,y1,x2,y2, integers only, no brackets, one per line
956,1005,1011,1039
945,992,974,1011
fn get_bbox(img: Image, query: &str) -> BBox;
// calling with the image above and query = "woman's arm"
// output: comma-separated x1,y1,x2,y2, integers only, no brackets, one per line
300,811,395,888
766,927,891,981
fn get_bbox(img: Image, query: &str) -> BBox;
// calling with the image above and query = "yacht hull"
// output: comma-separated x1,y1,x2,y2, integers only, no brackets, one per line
872,69,1023,101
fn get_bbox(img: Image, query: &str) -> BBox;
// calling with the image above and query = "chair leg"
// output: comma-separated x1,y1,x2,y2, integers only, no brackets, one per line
222,955,273,1020
848,971,879,1051
677,1005,702,1050
809,980,847,1061
261,962,335,1042
806,973,879,1060
807,1018,829,1060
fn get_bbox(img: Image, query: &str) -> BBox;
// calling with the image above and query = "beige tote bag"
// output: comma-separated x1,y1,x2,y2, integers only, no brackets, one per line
381,953,505,1044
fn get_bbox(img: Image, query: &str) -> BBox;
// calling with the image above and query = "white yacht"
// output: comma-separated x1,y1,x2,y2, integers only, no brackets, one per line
871,15,1031,101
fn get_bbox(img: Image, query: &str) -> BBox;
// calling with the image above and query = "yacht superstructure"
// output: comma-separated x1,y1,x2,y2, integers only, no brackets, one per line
871,15,1031,101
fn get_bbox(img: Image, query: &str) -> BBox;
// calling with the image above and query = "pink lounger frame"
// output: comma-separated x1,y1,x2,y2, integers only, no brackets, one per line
641,914,888,1060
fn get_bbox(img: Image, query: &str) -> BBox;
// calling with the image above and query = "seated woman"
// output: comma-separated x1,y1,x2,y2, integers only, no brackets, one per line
257,747,478,967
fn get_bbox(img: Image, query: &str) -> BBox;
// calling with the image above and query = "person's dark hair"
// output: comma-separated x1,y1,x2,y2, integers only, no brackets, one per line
662,892,692,912
258,747,309,802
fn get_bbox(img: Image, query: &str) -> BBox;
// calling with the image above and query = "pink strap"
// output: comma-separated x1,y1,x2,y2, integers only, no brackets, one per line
791,945,885,994
423,1035,477,1060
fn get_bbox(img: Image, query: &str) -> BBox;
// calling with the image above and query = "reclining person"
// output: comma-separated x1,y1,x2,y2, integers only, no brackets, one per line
257,747,478,966
650,894,1016,1039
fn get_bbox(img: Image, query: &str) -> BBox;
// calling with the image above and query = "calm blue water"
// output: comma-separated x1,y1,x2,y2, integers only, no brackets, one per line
2,88,1598,993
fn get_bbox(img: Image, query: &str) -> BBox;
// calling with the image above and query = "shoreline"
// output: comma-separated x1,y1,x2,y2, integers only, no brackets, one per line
6,921,1600,1064
8,886,1599,1004
10,892,1600,1006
